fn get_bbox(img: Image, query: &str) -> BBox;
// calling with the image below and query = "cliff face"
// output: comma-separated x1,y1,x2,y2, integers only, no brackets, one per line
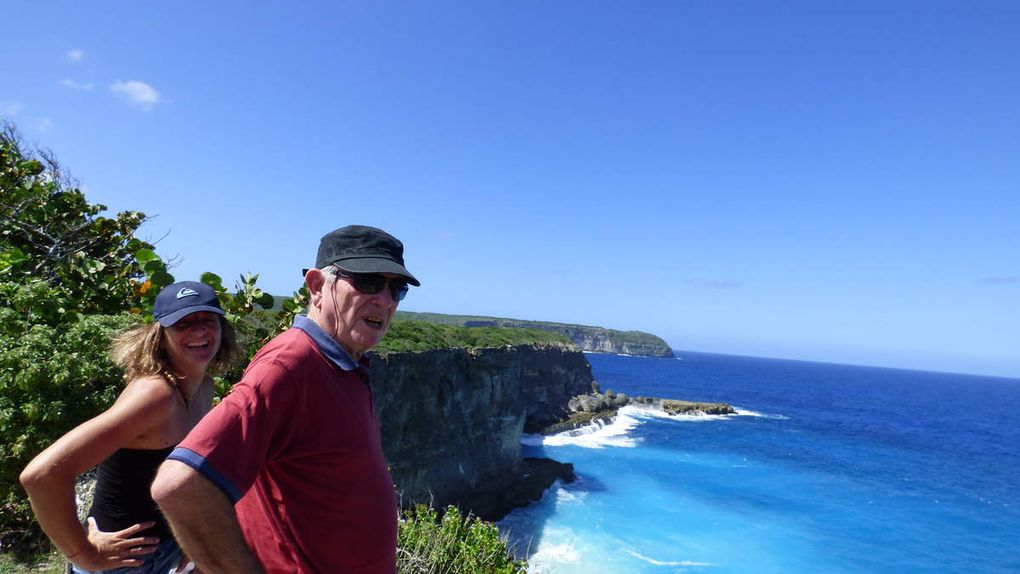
559,327,673,357
368,344,594,510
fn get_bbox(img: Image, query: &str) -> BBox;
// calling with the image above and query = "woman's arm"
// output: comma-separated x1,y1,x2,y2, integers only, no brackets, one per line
19,377,176,570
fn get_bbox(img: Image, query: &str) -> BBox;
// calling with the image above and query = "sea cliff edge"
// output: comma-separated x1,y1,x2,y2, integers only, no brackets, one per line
369,343,591,520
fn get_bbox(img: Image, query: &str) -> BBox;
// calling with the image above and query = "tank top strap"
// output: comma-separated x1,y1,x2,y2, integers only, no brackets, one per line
160,371,189,406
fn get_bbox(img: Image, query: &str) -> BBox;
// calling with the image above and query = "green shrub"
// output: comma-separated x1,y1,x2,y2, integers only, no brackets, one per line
397,505,527,574
377,320,571,355
0,300,137,549
1,122,160,320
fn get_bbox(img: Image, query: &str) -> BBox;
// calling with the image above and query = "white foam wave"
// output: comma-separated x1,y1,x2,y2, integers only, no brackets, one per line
734,408,764,416
582,350,639,358
734,408,789,419
627,404,788,421
522,526,587,571
523,412,643,449
531,542,581,564
555,487,588,506
625,549,714,567
520,433,548,447
522,405,787,449
622,404,734,423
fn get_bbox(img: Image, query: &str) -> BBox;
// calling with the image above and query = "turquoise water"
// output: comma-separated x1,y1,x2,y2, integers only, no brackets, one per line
499,352,1020,573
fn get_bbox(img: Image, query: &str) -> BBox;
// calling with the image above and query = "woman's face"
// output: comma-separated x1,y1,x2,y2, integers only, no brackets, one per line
161,311,222,374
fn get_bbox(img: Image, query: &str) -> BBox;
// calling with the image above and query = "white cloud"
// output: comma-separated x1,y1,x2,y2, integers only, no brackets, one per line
67,49,84,62
109,80,161,110
59,79,94,91
1,101,24,117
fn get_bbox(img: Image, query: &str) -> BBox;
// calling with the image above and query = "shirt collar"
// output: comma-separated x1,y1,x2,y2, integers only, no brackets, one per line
292,315,363,371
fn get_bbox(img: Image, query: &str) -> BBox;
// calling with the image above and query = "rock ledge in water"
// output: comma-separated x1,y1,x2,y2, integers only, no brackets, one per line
534,388,735,434
452,457,576,521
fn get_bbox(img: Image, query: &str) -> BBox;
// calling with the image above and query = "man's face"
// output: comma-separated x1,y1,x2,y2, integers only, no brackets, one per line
313,270,399,359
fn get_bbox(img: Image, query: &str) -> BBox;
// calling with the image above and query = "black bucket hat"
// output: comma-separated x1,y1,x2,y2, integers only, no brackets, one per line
311,225,420,286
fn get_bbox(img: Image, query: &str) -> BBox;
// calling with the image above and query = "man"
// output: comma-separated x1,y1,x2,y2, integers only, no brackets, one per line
151,225,419,573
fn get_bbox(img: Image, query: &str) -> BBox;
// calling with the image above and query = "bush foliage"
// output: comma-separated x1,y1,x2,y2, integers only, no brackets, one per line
0,303,136,548
0,124,159,321
397,505,526,574
0,122,160,547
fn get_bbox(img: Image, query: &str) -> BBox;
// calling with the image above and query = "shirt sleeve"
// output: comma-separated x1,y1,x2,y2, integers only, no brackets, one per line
168,358,302,503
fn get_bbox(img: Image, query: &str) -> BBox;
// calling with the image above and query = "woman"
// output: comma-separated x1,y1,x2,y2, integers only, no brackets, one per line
20,281,238,573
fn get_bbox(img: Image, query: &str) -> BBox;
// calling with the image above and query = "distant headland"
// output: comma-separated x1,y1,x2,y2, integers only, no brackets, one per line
394,310,674,358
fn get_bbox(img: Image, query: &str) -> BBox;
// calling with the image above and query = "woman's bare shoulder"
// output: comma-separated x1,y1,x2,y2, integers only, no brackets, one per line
115,375,178,414
21,376,180,476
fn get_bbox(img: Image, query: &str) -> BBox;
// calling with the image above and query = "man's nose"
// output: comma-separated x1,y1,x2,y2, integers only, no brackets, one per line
370,283,397,305
375,288,396,304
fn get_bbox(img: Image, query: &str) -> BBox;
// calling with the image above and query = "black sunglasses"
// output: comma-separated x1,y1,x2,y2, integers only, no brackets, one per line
333,268,409,301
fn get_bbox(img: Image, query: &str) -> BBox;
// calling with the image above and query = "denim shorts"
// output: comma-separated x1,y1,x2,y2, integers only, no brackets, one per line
69,538,183,574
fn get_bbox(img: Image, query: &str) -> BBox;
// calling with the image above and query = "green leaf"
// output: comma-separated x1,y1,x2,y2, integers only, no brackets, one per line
0,247,29,272
150,270,175,288
142,259,165,274
258,293,275,309
135,248,159,264
201,272,224,291
84,259,106,274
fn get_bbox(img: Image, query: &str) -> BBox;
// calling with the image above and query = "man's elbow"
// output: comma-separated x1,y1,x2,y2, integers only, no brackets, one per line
151,459,201,513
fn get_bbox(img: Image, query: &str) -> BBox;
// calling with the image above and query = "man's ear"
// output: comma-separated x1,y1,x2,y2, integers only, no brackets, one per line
305,268,326,308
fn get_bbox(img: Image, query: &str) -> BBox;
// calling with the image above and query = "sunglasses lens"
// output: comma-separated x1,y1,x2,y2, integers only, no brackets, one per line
352,275,386,295
390,282,409,301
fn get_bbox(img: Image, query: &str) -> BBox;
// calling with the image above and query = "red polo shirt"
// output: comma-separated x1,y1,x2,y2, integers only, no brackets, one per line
169,318,397,573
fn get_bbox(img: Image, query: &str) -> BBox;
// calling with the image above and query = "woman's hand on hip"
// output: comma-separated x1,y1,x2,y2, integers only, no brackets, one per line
72,517,159,571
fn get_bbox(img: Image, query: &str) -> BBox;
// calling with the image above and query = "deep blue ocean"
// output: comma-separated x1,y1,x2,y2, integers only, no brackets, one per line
499,351,1020,573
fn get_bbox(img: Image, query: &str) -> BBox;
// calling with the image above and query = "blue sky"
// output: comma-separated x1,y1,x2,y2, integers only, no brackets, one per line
3,1,1018,378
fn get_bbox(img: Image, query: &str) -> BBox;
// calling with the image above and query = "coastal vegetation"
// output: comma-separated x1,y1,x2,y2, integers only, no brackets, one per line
377,319,572,354
0,121,529,571
396,310,675,357
397,505,526,574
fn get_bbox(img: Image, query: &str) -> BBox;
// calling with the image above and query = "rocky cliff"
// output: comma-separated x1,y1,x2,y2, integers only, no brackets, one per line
556,325,671,357
395,310,674,358
368,343,594,518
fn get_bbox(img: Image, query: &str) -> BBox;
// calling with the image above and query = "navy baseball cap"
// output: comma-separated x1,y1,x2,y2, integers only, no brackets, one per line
153,281,225,327
309,225,420,286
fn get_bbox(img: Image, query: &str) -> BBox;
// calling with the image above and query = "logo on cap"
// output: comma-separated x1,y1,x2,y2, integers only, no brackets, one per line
177,287,199,299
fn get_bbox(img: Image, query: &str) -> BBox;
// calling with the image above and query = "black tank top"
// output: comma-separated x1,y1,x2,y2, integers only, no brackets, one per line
87,446,174,540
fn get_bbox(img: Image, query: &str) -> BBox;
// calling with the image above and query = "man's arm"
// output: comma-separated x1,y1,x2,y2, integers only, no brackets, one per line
151,460,265,574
